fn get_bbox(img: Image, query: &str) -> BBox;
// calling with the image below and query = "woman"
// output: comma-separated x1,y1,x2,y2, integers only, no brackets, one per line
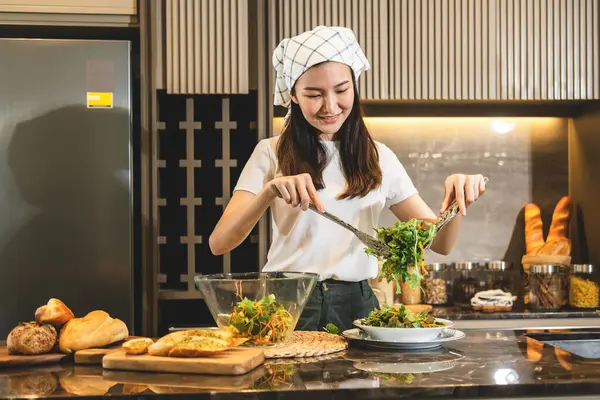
209,26,487,332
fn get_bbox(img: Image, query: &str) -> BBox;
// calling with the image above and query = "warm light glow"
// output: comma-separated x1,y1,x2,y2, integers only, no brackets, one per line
272,116,563,137
491,119,516,134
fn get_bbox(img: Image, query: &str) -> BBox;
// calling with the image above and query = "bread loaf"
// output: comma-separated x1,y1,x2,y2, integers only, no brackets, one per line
35,298,74,327
536,237,572,256
58,310,128,354
147,329,242,358
547,196,573,242
7,322,57,355
524,204,545,254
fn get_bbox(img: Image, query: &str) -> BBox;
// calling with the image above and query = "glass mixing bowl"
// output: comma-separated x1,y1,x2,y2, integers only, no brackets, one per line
194,272,318,345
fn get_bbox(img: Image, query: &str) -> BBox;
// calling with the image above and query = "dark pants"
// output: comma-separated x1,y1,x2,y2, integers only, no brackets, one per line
296,279,380,333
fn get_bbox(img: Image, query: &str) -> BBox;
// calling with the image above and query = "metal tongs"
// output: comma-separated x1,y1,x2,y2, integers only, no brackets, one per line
270,177,489,258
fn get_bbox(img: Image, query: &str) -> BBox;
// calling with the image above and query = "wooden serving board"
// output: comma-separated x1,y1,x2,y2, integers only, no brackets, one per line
74,337,143,365
75,343,123,365
0,346,71,368
102,348,265,376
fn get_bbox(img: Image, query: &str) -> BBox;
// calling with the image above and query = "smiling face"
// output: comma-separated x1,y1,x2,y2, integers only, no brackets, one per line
290,62,355,139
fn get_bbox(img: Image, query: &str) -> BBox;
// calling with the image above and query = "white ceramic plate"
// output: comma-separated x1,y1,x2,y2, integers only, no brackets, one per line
342,327,465,350
353,318,455,342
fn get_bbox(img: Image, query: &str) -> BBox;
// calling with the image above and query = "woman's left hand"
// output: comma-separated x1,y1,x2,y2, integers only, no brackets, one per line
440,174,487,216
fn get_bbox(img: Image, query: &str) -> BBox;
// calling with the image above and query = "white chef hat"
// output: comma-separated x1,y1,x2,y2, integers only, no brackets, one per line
272,26,370,118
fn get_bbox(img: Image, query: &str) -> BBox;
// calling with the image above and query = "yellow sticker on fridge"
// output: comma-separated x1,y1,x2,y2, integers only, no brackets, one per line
86,92,113,108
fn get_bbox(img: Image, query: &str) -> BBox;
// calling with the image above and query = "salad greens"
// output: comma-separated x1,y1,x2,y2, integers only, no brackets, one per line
229,294,293,344
361,305,445,328
365,218,437,293
324,323,340,334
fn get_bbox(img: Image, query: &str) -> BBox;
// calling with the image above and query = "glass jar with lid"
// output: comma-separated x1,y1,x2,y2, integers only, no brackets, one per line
528,264,566,310
569,264,599,309
485,261,514,293
454,261,482,305
422,263,452,305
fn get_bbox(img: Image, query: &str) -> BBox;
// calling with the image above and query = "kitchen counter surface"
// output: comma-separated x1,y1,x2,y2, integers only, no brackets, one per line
2,328,600,399
431,305,600,320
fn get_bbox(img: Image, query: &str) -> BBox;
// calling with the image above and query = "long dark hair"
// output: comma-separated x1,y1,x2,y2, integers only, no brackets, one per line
276,76,383,200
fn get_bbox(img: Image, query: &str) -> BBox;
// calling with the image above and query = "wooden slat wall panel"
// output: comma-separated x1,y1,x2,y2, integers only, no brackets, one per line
0,0,136,14
273,0,600,100
164,0,248,94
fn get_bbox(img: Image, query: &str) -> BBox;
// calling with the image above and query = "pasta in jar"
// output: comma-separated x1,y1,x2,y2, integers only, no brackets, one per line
569,265,599,309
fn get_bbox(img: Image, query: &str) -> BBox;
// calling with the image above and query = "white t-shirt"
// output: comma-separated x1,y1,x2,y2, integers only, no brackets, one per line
233,136,418,282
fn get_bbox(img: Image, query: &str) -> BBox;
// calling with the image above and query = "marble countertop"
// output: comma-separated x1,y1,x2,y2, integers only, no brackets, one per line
431,304,600,319
3,328,600,399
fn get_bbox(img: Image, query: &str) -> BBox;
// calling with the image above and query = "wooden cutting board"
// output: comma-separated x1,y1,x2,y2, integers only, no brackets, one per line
102,348,264,376
0,346,71,368
74,343,123,365
74,337,144,365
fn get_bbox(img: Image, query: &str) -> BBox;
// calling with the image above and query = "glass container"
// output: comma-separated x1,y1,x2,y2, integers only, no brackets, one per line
194,272,318,345
528,265,566,310
422,263,452,305
485,261,513,293
569,264,600,309
454,261,482,305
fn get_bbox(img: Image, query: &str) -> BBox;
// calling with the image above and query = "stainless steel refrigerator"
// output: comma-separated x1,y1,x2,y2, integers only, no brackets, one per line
0,39,134,338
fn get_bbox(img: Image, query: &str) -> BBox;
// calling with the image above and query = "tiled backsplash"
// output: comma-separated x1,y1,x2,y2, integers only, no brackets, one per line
273,117,569,267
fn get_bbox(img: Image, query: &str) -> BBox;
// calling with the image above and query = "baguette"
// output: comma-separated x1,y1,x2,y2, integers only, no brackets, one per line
59,310,128,354
35,298,74,328
547,196,573,242
148,329,244,358
536,237,572,257
524,204,545,255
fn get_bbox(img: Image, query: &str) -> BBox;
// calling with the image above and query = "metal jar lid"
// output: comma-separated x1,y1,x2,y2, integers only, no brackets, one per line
530,264,562,274
426,263,447,272
570,264,595,274
454,261,479,271
486,261,510,271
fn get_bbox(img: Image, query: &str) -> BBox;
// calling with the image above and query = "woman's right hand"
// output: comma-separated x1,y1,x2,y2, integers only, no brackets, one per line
269,173,325,212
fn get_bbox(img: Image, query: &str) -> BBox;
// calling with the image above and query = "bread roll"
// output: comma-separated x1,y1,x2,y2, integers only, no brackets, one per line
35,298,74,327
547,196,573,242
122,338,154,355
524,204,545,255
59,310,128,354
7,322,57,355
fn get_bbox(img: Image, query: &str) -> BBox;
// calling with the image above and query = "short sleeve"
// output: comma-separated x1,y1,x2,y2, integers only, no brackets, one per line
233,139,276,195
379,144,419,208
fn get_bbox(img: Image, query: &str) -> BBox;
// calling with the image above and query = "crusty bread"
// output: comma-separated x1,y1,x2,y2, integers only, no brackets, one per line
35,298,74,327
122,338,154,355
148,329,242,357
536,237,571,256
167,337,231,358
524,204,545,255
547,196,573,242
59,310,128,354
7,322,57,355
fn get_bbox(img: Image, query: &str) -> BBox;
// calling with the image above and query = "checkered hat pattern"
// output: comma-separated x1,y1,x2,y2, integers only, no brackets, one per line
272,26,370,111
